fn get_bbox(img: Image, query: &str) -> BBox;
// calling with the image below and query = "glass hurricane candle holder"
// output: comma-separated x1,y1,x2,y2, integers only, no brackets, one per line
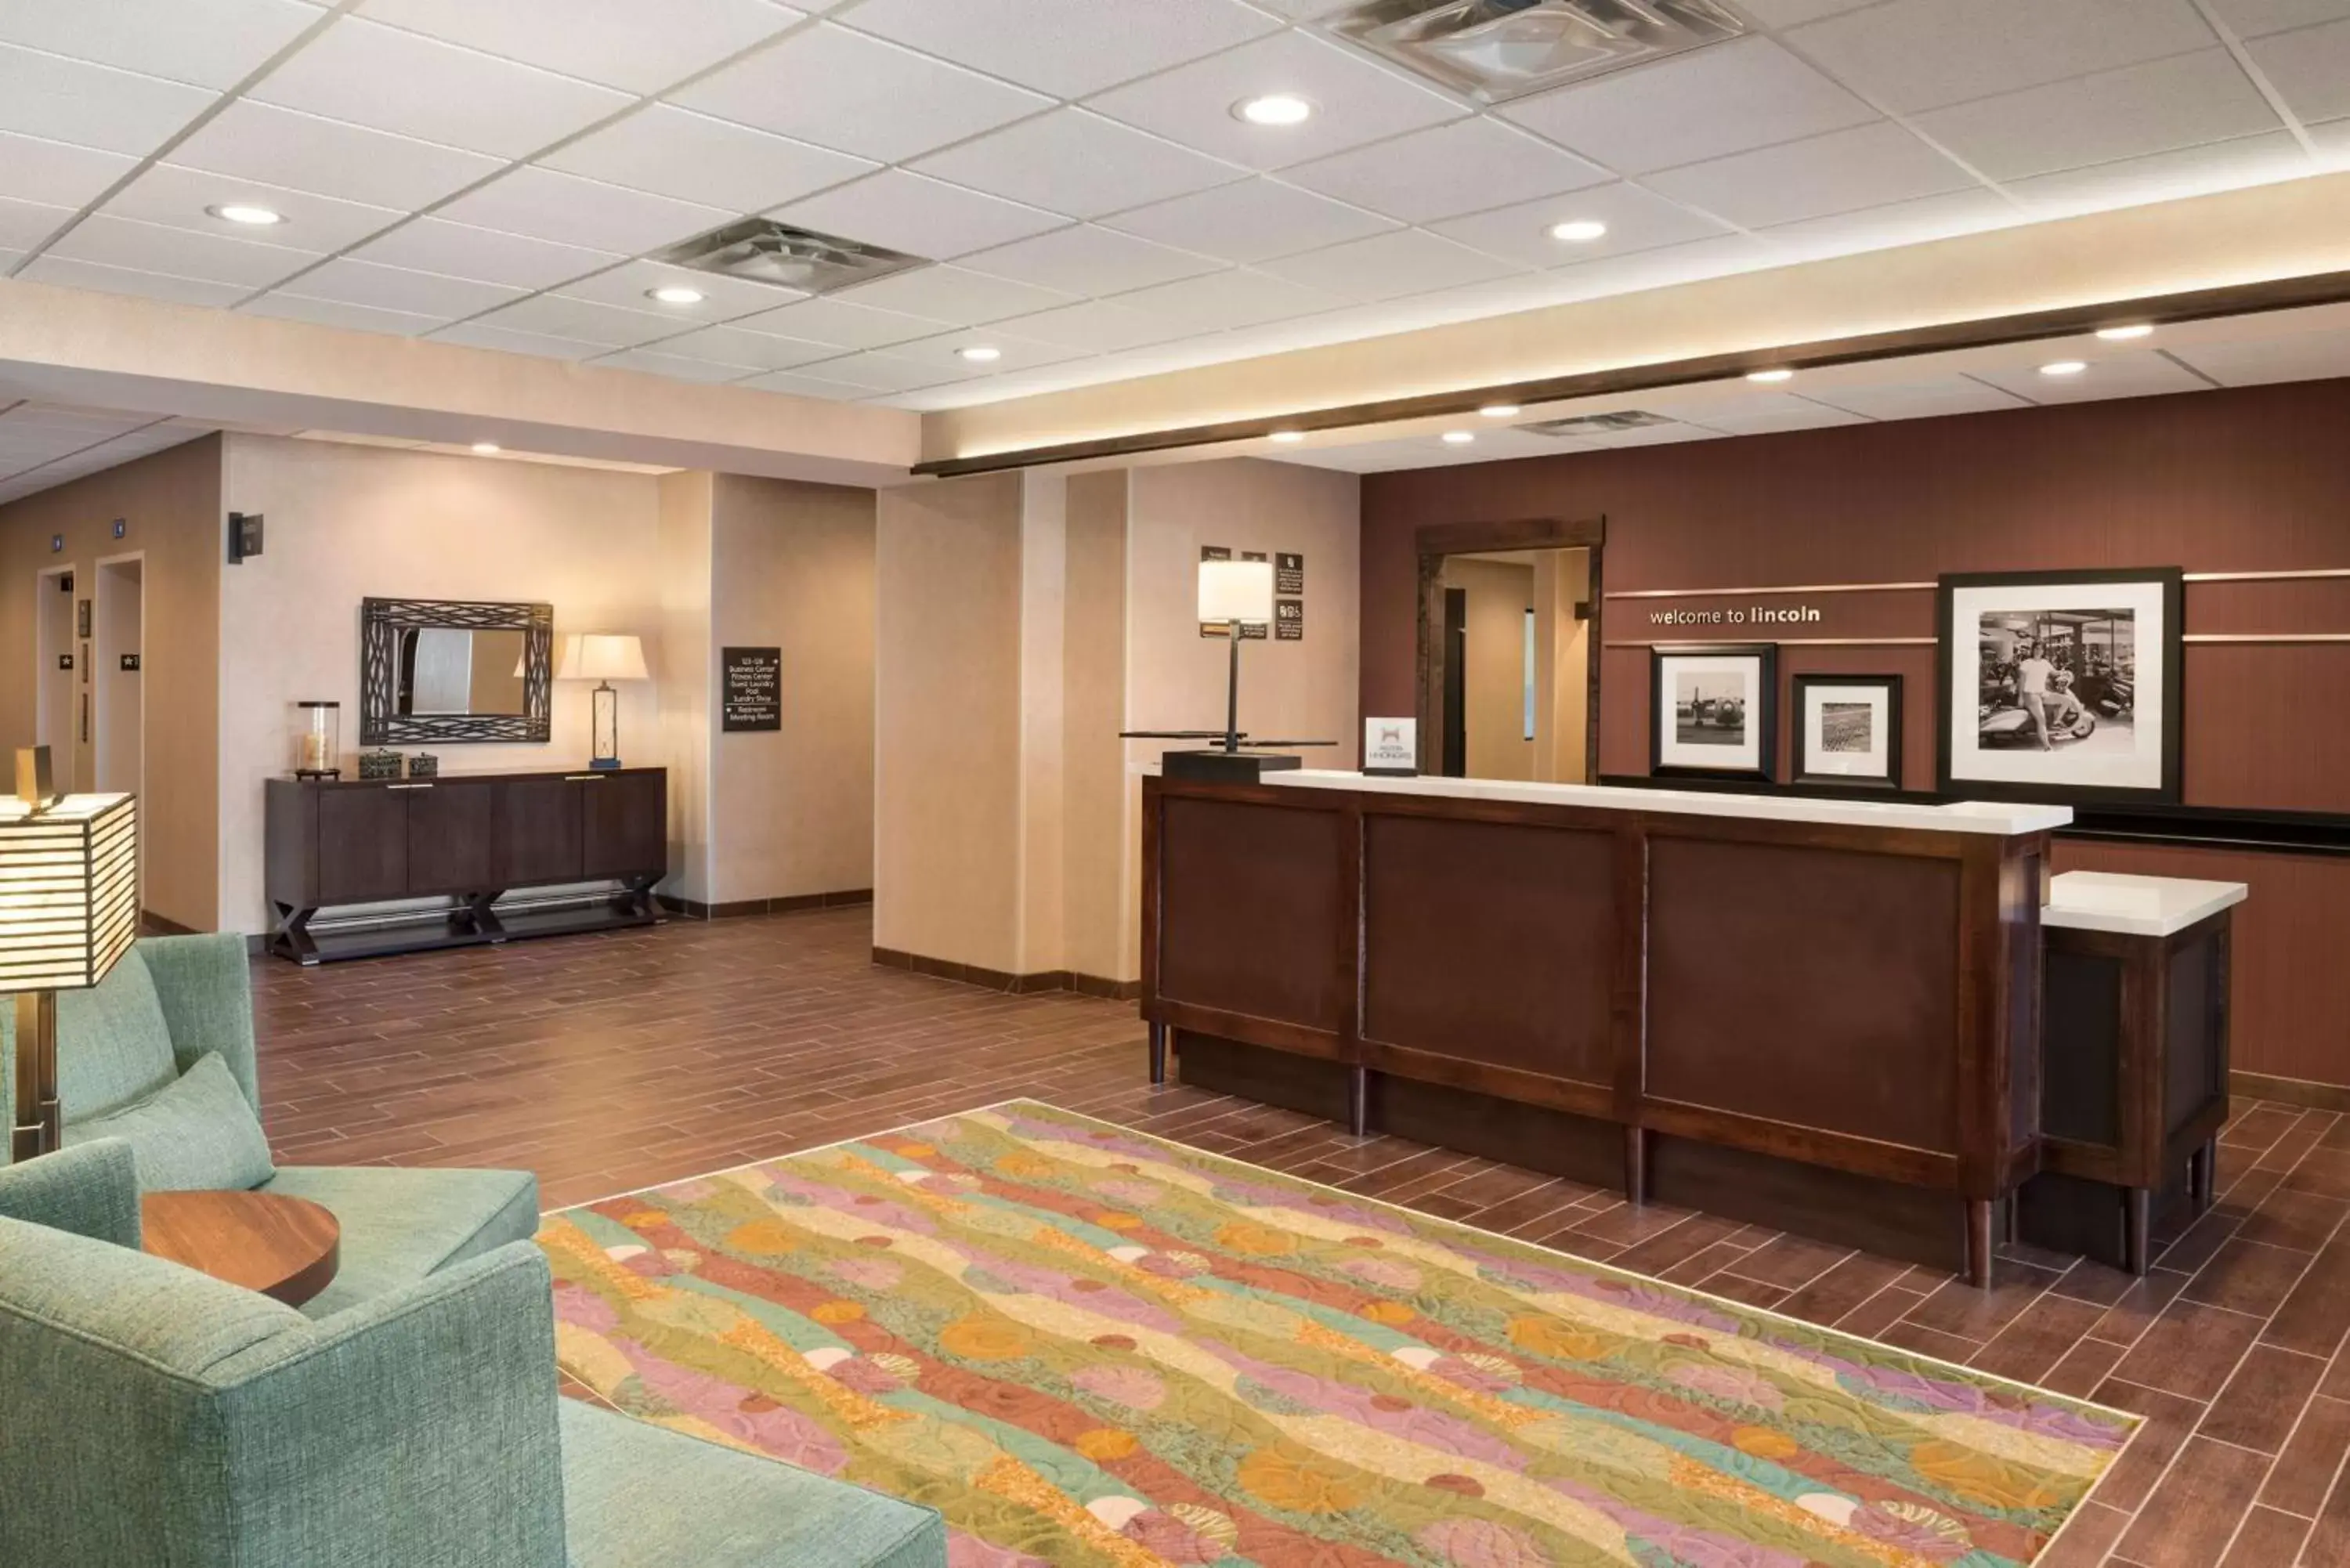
294,700,341,779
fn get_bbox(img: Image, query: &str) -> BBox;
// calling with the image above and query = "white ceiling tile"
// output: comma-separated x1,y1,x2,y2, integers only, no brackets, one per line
645,323,842,370
439,167,732,255
0,42,219,155
960,225,1227,295
1477,229,1774,305
1694,406,1875,435
772,171,1067,261
468,294,682,348
1086,31,1468,172
1246,0,1359,18
875,330,1083,378
0,132,136,209
1429,182,1733,268
910,110,1243,221
0,197,74,251
2245,18,2350,122
428,320,612,360
2311,117,2350,160
1784,0,2220,114
354,0,801,93
271,256,525,316
845,0,1282,97
2165,322,2350,385
1502,38,1878,175
770,351,951,393
1104,268,1344,334
16,255,251,307
1796,374,2036,419
1967,350,2213,403
2203,0,2350,38
1102,178,1397,265
672,23,1051,164
352,218,620,290
1282,117,1611,225
734,368,871,399
2004,129,2312,213
0,0,321,91
1260,228,1523,301
828,264,1076,323
728,294,950,349
555,260,798,321
168,101,504,210
541,107,874,214
1643,122,1978,227
588,348,763,383
238,292,447,334
1757,186,2023,257
1914,49,2278,182
250,18,632,158
991,298,1187,353
103,164,405,251
46,213,319,287
1737,0,1879,23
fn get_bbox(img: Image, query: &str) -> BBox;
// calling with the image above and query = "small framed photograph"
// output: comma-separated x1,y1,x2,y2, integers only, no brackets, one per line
1793,674,1903,789
1650,643,1777,782
1936,568,2182,804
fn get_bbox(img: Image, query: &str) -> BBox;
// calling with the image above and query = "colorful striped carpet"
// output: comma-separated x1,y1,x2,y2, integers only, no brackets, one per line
540,1100,2137,1566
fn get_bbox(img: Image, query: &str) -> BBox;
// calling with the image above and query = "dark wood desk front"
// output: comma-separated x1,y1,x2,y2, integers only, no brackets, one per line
1141,773,2054,1287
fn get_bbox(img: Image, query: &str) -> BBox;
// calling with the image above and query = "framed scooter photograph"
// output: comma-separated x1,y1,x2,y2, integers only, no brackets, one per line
1936,567,2182,805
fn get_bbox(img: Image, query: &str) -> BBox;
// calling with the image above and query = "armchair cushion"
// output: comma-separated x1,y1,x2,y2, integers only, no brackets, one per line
53,945,182,1119
64,1053,276,1192
262,1163,540,1319
557,1400,948,1568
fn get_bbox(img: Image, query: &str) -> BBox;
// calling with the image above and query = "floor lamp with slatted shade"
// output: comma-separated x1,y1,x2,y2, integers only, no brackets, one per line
2,747,139,1162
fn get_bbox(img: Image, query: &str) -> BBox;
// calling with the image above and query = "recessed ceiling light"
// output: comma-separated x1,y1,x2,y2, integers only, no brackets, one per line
1549,219,1607,243
646,285,706,305
2096,324,2154,341
957,345,1003,363
1441,431,1476,446
472,442,501,455
1479,403,1520,418
1747,368,1794,384
1270,430,1306,443
208,203,283,226
2040,360,2088,378
1235,93,1314,126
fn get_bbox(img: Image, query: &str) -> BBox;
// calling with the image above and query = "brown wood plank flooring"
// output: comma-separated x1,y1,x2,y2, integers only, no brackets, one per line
254,909,2350,1567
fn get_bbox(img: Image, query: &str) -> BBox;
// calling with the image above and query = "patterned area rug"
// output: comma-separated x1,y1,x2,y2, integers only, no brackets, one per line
540,1101,2138,1567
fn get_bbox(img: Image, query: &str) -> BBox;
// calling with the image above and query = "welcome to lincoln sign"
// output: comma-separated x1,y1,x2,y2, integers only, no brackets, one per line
1649,604,1826,627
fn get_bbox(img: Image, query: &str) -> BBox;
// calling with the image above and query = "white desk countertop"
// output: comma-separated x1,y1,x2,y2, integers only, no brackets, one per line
1137,765,2073,838
2043,870,2249,938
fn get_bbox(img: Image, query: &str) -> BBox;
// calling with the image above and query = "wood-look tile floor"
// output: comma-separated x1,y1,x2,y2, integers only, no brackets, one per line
254,909,2350,1568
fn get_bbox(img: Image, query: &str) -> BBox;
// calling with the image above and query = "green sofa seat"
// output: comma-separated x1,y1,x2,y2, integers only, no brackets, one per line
4,933,542,1317
0,1143,949,1568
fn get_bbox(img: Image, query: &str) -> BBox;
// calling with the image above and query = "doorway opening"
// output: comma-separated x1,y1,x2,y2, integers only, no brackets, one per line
94,555,146,902
35,565,77,793
1415,519,1604,782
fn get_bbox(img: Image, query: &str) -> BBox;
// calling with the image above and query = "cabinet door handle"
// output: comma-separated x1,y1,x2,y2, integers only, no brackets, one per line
564,774,607,782
386,782,434,791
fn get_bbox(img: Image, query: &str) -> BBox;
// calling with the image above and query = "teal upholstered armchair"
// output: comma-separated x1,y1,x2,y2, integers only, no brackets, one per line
0,1142,949,1568
1,933,537,1316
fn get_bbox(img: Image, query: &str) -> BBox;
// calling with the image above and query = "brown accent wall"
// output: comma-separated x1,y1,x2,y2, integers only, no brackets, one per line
1361,378,2350,1086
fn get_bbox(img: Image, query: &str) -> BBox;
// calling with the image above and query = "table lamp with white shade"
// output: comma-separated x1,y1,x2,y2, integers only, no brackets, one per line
557,634,649,770
2,746,139,1161
1119,557,1336,782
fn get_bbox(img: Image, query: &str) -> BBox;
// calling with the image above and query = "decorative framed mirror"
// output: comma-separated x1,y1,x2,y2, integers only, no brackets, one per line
360,598,554,745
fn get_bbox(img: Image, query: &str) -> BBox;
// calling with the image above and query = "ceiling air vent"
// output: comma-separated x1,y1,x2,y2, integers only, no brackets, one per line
1524,410,1680,436
1324,0,1746,102
649,218,927,295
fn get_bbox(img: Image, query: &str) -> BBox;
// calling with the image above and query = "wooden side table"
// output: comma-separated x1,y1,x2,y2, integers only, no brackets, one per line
142,1190,342,1308
2018,872,2245,1274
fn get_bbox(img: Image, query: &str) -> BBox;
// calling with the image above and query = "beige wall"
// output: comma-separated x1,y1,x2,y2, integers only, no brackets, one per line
1061,471,1131,985
217,435,666,932
1542,548,1592,785
708,475,876,904
1444,556,1535,782
656,470,714,905
0,435,221,930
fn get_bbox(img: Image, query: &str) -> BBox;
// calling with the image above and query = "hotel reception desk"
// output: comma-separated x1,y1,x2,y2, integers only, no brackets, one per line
1140,770,2239,1288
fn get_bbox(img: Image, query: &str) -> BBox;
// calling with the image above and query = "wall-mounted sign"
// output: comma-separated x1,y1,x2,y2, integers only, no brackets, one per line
721,646,782,733
1277,552,1304,594
1364,716,1418,777
76,600,91,638
120,653,142,673
1275,598,1303,641
56,653,73,671
1647,603,1824,628
112,518,127,540
1199,544,1268,639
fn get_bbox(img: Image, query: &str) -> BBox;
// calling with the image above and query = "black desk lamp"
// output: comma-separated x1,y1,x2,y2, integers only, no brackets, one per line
1122,558,1334,782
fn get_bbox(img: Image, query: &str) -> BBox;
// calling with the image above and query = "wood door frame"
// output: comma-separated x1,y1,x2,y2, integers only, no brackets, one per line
1415,516,1607,777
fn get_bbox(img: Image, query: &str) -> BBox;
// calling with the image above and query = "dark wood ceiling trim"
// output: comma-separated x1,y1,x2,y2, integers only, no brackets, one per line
913,267,2350,479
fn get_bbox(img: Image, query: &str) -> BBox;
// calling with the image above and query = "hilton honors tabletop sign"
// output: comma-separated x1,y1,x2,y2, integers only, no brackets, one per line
721,646,782,733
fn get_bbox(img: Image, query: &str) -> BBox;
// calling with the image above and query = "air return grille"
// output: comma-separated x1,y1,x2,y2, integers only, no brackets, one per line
1524,410,1680,436
1324,0,1746,102
649,218,927,294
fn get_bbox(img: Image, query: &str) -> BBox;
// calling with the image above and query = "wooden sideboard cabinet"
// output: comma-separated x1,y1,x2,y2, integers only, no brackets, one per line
265,768,667,964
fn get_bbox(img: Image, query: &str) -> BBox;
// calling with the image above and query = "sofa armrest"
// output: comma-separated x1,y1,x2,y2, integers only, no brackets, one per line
135,935,262,1112
201,1241,570,1568
0,1138,141,1246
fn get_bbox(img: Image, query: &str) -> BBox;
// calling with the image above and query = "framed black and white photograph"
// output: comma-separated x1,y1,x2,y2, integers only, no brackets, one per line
1936,567,2182,804
1793,674,1903,789
1650,643,1777,781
